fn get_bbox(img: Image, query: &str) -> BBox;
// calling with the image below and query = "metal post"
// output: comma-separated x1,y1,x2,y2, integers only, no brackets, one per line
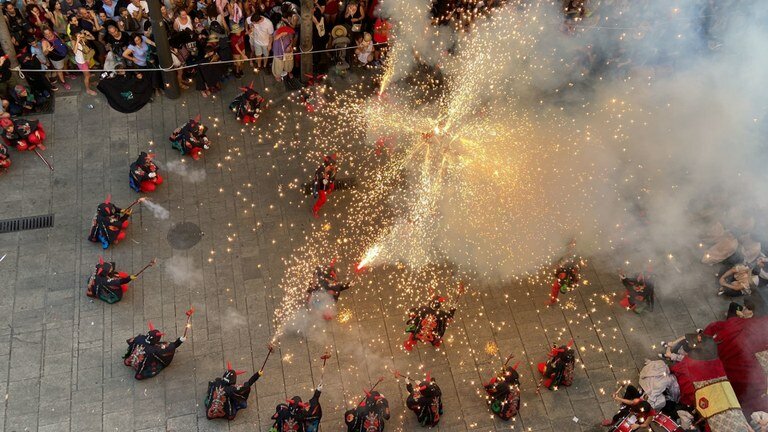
146,1,180,99
0,12,19,68
300,0,313,83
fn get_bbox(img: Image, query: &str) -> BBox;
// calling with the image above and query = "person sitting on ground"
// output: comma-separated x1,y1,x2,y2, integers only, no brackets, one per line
726,299,755,319
718,263,754,297
8,84,43,115
601,385,655,429
658,331,712,363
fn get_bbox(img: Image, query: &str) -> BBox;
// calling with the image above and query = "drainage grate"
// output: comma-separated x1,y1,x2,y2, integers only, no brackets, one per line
0,214,55,233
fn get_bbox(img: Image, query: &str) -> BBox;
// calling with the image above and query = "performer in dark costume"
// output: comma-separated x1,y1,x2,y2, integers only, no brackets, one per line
85,257,135,304
405,373,443,427
129,152,163,193
123,322,185,380
545,256,581,305
0,118,47,151
538,341,576,390
484,363,521,420
0,140,10,172
618,271,655,313
169,115,211,160
312,154,338,218
404,296,456,351
306,263,350,319
204,362,263,420
344,390,390,432
87,195,141,249
271,386,323,432
96,69,154,114
229,84,265,124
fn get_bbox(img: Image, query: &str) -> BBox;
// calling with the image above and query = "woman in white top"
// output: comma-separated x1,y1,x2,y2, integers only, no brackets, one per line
174,10,193,32
73,31,98,95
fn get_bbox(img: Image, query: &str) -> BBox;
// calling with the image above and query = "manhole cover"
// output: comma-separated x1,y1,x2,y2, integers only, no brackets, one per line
167,222,203,250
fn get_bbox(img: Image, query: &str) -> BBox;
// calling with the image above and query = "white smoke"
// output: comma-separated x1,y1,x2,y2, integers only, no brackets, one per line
373,0,768,279
164,255,203,287
164,160,207,184
141,198,170,220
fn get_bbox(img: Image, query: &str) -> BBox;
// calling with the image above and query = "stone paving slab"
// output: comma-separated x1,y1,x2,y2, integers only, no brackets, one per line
0,67,750,432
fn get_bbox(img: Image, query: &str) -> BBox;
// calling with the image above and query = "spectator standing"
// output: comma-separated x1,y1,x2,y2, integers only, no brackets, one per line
229,22,246,78
73,31,98,95
246,11,272,69
41,28,70,90
271,12,295,81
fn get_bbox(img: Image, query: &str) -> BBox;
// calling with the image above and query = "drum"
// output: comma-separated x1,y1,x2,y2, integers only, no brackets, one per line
611,414,637,432
652,413,680,432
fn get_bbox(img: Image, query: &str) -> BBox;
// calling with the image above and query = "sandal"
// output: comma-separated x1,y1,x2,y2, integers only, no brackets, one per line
201,90,210,98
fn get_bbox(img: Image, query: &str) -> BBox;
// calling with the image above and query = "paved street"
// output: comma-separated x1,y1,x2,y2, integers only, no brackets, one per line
0,70,739,432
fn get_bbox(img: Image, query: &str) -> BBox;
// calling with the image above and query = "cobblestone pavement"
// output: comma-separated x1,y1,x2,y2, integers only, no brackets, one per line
0,70,740,432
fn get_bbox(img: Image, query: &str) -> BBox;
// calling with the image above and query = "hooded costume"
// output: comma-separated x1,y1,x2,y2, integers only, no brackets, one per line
229,85,264,124
311,154,337,217
0,140,10,170
406,374,443,427
123,323,184,380
306,264,350,319
169,116,211,160
619,272,655,313
271,389,323,432
546,258,580,305
404,296,456,351
204,363,262,420
86,257,132,304
87,196,132,249
344,391,390,432
538,341,576,390
0,118,46,151
129,152,163,193
484,364,521,420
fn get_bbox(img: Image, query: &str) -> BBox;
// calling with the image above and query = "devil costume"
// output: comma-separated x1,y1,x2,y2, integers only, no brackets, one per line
344,391,390,432
129,152,164,193
404,297,456,351
538,342,576,390
312,155,338,217
169,116,211,160
484,365,521,420
87,196,132,249
204,363,262,420
271,389,323,432
0,118,46,151
405,374,443,427
547,258,581,305
229,86,265,124
123,324,184,380
0,140,10,171
86,258,133,304
307,265,350,304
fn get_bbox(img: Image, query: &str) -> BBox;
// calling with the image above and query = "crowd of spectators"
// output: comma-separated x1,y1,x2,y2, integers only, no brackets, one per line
0,0,393,113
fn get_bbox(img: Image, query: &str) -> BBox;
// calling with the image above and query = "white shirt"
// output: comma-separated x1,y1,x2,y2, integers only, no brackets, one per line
127,0,149,17
247,16,273,47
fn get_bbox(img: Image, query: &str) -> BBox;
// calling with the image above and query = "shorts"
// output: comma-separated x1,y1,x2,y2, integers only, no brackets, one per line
51,58,65,70
77,62,89,71
251,44,269,57
272,55,293,77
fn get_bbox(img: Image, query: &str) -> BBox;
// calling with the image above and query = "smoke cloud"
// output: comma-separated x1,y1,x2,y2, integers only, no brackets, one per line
164,255,204,287
164,160,207,183
370,0,768,280
142,198,170,220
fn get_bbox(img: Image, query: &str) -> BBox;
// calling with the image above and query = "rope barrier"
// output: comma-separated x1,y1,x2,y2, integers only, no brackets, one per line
12,41,388,74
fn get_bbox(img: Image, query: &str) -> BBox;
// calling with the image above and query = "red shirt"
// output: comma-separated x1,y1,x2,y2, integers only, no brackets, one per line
230,32,245,56
324,0,340,14
373,18,390,43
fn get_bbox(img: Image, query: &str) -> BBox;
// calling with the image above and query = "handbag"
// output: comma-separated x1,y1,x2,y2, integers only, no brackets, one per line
315,16,325,37
351,23,361,32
